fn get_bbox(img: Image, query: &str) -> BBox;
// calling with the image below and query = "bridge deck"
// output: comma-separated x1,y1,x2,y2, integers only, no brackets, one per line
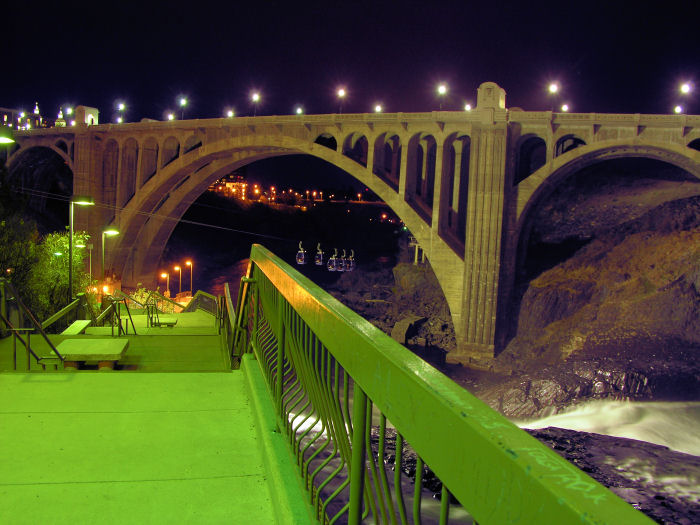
0,310,309,524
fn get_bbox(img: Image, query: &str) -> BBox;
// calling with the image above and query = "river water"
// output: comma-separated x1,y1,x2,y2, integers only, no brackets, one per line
517,400,700,456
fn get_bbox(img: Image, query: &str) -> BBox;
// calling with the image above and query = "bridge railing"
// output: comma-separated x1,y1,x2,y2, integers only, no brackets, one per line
230,244,653,525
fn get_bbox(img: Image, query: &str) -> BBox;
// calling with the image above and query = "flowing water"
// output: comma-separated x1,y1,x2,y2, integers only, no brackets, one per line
517,400,700,456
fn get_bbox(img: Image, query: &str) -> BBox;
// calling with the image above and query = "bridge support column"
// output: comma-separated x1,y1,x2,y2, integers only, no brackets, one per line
449,84,508,365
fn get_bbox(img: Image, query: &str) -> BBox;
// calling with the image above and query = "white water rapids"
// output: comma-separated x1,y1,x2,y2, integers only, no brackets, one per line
517,400,700,456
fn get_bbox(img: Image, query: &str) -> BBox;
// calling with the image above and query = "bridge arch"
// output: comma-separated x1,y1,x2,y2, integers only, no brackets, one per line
342,132,368,166
405,132,437,223
314,133,338,150
689,138,700,151
372,132,402,190
110,133,460,323
161,136,180,167
8,143,73,172
118,137,139,208
514,134,546,185
439,132,471,254
555,134,586,157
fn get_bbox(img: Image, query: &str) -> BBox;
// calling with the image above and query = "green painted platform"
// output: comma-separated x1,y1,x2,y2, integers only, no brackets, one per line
0,309,312,524
0,372,277,524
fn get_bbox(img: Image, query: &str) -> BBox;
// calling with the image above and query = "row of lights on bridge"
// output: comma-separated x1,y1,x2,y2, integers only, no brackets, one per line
16,81,693,127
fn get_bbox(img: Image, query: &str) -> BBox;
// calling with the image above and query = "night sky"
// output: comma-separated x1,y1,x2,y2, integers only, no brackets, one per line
5,1,698,121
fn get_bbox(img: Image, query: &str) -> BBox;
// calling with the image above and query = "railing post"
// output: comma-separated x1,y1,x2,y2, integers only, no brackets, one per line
348,384,368,524
275,296,285,412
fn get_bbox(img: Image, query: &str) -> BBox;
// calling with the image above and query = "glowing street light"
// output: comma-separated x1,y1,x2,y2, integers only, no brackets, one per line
226,109,235,118
674,105,683,114
160,272,170,297
561,104,570,112
174,265,182,295
374,104,382,113
337,87,346,113
167,113,175,121
680,82,692,94
69,195,95,301
295,106,303,115
185,260,193,294
464,103,472,111
251,92,261,116
101,229,119,281
437,83,447,110
117,102,126,111
117,117,123,123
548,82,560,94
179,97,188,119
66,107,73,116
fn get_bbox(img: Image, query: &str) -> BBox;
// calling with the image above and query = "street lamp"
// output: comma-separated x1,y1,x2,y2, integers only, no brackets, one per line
374,104,382,113
69,195,94,301
437,83,447,110
160,272,170,297
337,88,346,113
251,92,260,116
680,82,692,94
179,97,188,119
101,229,119,280
295,106,303,115
174,265,182,295
185,260,193,294
547,82,560,110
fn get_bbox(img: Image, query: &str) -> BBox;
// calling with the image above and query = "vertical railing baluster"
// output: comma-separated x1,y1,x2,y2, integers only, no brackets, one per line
275,296,285,411
413,456,424,525
348,384,368,525
439,484,450,524
378,414,397,524
394,433,408,524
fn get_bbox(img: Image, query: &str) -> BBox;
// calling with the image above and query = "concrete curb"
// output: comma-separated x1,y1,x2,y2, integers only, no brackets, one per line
241,353,316,524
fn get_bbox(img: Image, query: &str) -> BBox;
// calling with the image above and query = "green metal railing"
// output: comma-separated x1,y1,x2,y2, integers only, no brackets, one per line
183,290,218,315
229,245,654,525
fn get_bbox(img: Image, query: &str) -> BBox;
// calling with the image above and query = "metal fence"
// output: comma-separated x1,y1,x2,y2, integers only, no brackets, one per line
227,244,653,525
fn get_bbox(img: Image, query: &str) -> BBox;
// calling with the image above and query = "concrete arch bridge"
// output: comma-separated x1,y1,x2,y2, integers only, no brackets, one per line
9,82,700,364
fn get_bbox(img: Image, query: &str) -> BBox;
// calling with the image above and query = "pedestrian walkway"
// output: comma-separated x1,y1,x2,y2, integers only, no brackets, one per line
0,309,311,524
0,372,277,524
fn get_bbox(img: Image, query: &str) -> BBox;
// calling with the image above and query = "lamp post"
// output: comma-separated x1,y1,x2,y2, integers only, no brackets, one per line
337,88,346,113
437,83,447,110
548,82,560,111
179,97,187,119
185,260,193,294
174,265,182,296
69,196,94,301
101,229,119,281
160,272,170,297
251,92,260,117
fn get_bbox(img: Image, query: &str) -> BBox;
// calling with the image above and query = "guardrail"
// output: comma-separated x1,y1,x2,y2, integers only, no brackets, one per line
183,290,218,316
0,278,64,370
229,245,653,524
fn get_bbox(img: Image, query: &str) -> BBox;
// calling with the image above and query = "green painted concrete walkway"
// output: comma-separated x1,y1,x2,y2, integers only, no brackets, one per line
0,310,310,524
0,372,276,524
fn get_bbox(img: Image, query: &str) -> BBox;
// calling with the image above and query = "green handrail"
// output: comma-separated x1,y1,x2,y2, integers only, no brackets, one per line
231,244,654,525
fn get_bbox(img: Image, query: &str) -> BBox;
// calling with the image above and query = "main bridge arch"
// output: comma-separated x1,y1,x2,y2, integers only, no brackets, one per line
498,139,700,349
515,139,700,233
113,132,463,325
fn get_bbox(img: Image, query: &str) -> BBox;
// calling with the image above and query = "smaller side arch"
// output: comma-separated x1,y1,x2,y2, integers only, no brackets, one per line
689,138,700,152
555,134,586,157
314,133,337,150
183,134,203,154
372,133,401,190
342,133,368,166
139,137,159,187
161,136,180,167
515,134,546,185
